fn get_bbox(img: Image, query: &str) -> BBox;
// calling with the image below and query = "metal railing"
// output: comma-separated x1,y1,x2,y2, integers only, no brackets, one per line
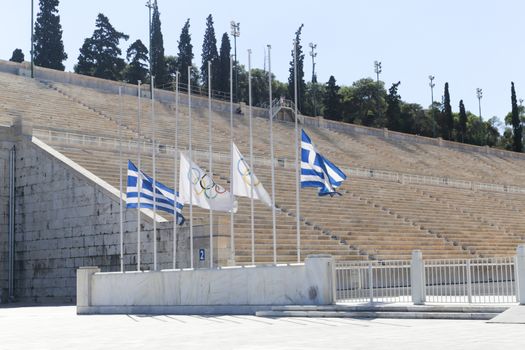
336,255,519,304
336,260,411,303
32,128,525,195
424,257,517,304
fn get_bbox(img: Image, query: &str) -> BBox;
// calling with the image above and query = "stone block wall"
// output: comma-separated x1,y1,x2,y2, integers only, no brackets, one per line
0,125,198,304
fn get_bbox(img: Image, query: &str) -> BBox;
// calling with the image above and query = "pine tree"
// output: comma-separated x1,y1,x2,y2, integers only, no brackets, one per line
458,100,467,143
386,82,402,131
216,33,231,94
511,82,523,152
201,14,219,88
33,0,67,70
323,75,341,120
9,49,25,63
442,82,453,140
177,19,193,85
75,14,129,81
287,24,306,111
150,0,168,88
124,39,149,85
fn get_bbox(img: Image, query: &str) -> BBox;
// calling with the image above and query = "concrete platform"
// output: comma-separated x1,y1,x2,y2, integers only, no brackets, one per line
1,305,525,349
488,305,525,324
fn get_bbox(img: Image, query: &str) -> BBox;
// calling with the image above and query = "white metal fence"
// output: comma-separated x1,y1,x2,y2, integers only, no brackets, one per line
336,260,411,303
336,256,518,304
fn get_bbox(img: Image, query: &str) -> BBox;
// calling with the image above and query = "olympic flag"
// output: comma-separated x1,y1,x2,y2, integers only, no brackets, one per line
232,143,272,207
179,152,238,212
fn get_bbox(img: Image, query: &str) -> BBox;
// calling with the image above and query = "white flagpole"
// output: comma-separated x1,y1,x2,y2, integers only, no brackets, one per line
293,40,301,263
248,49,255,265
173,71,179,269
229,55,235,265
151,75,157,271
268,45,277,265
188,66,194,269
208,60,214,269
118,86,124,272
137,80,142,271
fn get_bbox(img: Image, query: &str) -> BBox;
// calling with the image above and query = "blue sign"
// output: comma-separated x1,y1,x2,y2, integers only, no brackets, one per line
199,248,206,261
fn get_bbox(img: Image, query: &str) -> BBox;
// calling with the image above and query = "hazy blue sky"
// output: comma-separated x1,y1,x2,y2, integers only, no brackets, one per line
1,0,524,128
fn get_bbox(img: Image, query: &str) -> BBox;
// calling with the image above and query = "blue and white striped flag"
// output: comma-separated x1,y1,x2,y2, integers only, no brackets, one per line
126,160,185,225
301,130,347,196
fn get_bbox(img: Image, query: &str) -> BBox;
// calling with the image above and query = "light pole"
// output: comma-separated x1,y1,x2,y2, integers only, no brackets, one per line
429,75,435,137
230,21,240,102
31,0,34,78
476,88,483,121
309,42,317,116
374,60,382,119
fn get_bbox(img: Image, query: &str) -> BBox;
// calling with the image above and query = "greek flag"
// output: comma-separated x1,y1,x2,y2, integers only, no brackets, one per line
126,160,185,225
301,130,347,196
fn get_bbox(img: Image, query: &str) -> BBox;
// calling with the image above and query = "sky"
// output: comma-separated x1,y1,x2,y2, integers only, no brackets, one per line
1,0,524,129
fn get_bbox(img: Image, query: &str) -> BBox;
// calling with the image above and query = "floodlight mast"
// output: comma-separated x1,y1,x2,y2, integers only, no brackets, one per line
476,88,483,121
429,75,436,137
230,21,240,102
309,42,318,116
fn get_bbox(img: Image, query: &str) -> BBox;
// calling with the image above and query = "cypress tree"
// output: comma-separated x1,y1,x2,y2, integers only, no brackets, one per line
386,82,402,131
287,24,306,111
511,82,523,152
125,39,149,85
323,75,341,120
458,100,467,143
150,0,168,87
201,14,219,88
9,49,25,63
177,19,193,85
33,0,67,70
443,82,453,140
75,14,129,81
216,33,231,94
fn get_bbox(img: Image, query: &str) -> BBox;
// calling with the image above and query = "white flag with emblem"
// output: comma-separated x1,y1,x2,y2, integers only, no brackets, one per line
179,152,237,212
232,143,272,207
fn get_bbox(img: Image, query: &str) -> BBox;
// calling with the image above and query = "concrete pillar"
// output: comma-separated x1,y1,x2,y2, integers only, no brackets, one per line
411,250,425,305
76,266,100,309
305,254,336,305
517,245,525,305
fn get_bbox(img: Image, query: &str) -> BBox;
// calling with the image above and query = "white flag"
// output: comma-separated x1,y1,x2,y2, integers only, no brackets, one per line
232,143,272,207
179,152,237,213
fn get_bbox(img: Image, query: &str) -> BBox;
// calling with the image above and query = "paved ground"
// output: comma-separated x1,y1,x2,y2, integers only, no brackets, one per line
1,306,525,349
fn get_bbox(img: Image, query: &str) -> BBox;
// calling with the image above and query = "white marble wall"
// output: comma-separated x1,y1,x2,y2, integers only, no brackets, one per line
80,255,335,313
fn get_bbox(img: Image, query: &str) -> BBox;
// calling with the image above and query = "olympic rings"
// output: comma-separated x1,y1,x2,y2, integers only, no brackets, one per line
237,158,261,187
187,166,226,199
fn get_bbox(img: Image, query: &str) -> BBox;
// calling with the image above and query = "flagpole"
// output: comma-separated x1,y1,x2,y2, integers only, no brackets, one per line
188,65,194,269
267,44,277,265
151,75,157,271
247,49,255,265
293,39,301,263
208,60,214,269
137,80,142,271
229,54,235,265
173,71,179,269
119,86,124,273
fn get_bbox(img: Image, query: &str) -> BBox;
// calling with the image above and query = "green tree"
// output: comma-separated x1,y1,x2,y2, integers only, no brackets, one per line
124,39,148,85
216,33,231,94
339,78,386,127
165,55,179,82
150,0,168,88
323,75,341,120
177,19,193,85
287,24,306,112
511,82,522,152
33,0,67,70
386,81,402,131
75,14,129,81
458,99,467,142
201,14,219,88
9,49,25,63
442,82,453,140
